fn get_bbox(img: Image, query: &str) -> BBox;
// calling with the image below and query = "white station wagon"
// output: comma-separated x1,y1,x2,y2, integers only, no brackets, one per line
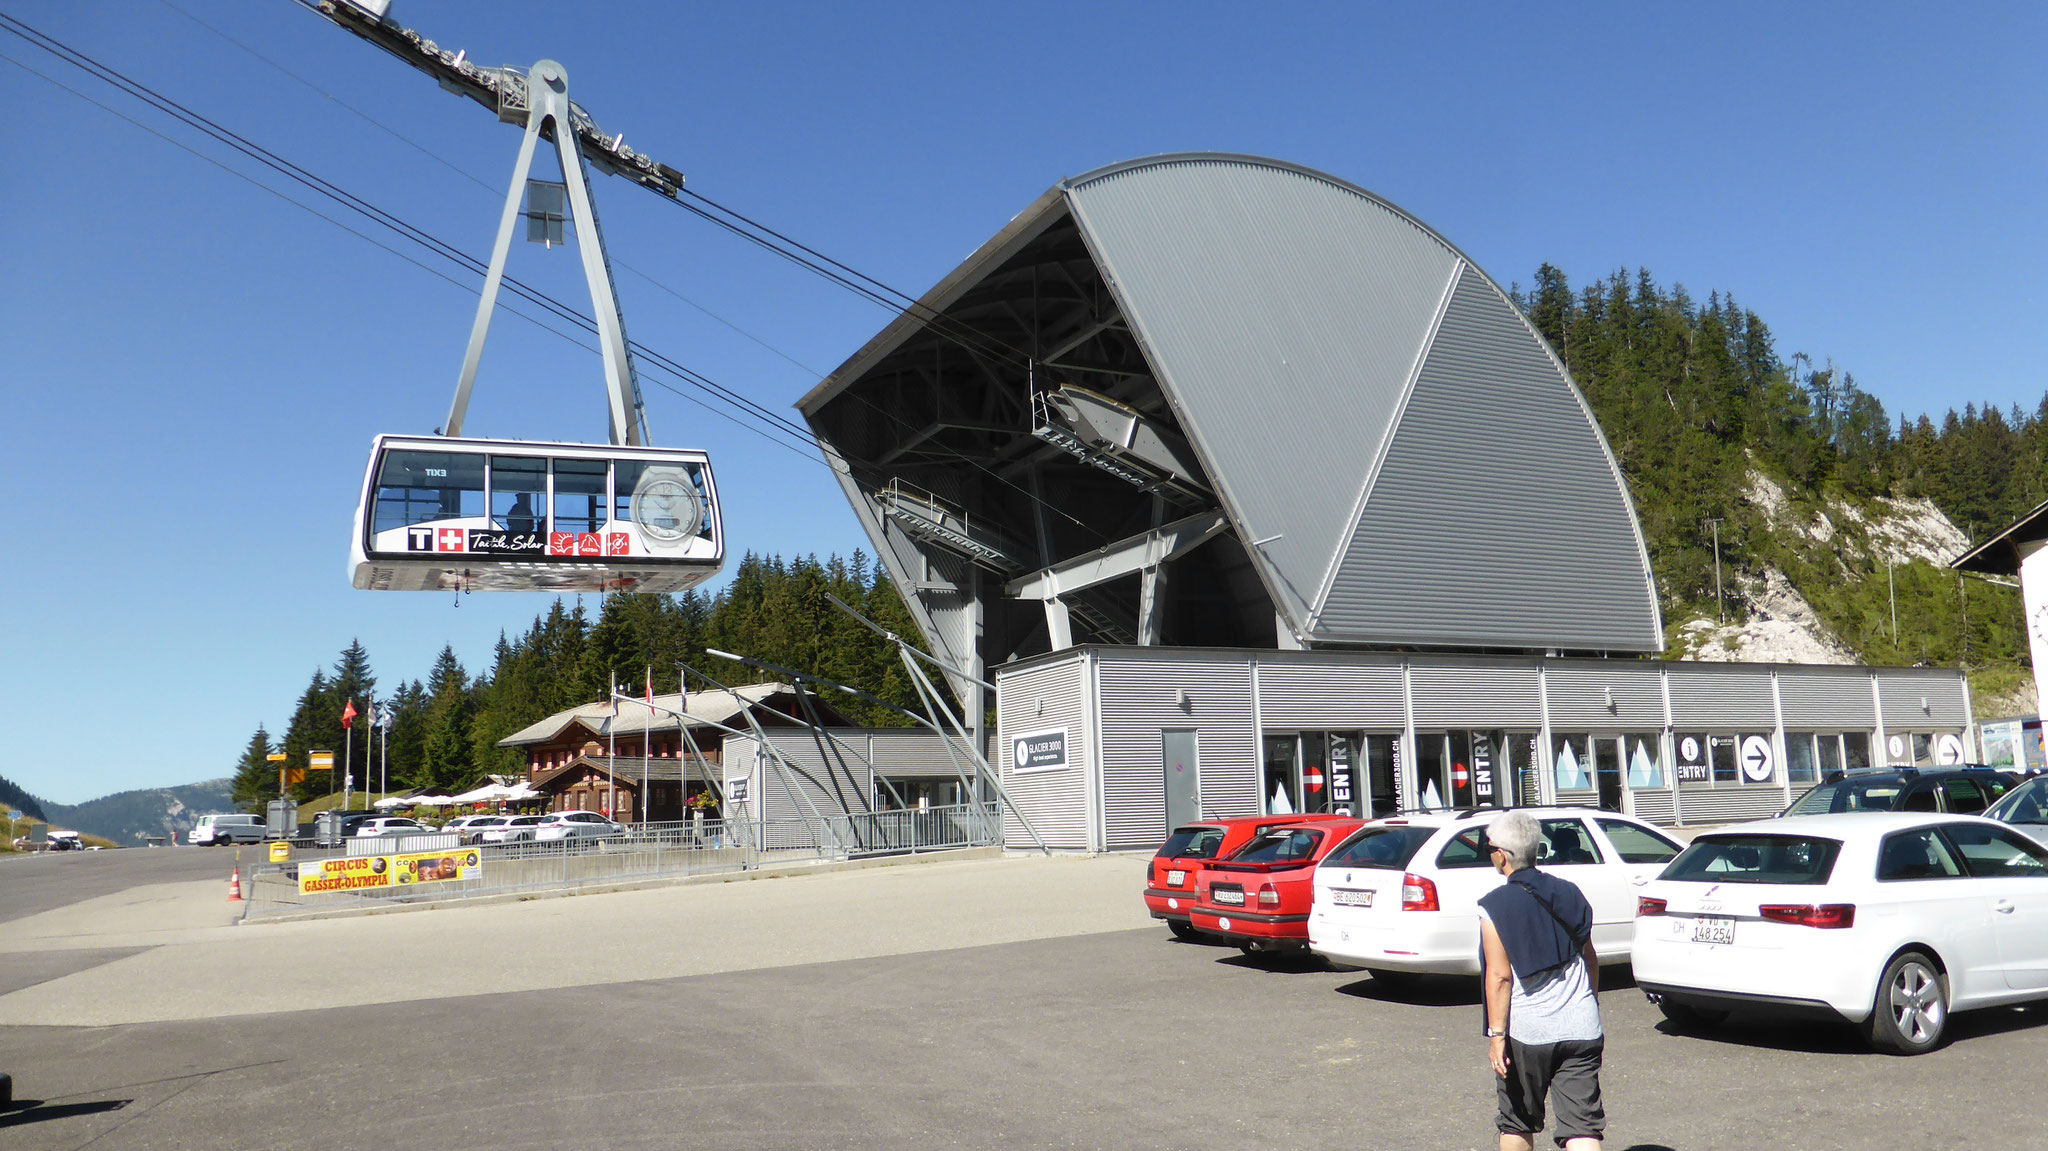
1632,812,2048,1054
1308,807,1684,983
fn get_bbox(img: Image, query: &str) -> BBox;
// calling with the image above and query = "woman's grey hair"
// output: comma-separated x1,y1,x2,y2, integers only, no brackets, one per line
1488,810,1542,869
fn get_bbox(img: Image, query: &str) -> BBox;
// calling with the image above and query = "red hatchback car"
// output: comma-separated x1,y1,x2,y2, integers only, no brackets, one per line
1189,816,1364,954
1146,815,1323,940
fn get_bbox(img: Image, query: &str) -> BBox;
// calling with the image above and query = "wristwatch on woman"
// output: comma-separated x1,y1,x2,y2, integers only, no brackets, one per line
1485,1027,1507,1038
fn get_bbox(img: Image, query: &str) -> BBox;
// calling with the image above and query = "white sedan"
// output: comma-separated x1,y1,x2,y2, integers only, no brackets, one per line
1632,812,2048,1054
535,811,626,842
1308,807,1684,981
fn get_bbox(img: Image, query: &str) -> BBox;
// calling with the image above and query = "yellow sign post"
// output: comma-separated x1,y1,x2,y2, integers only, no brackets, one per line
268,840,292,864
267,751,288,800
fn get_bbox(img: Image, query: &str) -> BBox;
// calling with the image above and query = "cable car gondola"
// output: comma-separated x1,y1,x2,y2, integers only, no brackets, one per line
349,435,720,593
321,27,726,595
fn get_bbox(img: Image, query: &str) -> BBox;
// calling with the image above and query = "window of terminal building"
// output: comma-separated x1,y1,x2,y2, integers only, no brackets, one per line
1550,734,1657,812
1262,731,1397,816
1674,732,1778,787
1789,732,1869,783
1415,731,1525,811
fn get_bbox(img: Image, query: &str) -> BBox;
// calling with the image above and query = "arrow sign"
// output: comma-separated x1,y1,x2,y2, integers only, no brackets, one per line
1739,735,1775,783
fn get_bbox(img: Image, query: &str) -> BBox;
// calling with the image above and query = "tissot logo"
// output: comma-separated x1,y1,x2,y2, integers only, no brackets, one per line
407,526,434,551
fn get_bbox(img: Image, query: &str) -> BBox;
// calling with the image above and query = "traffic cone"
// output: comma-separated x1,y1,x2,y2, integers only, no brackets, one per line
226,867,243,902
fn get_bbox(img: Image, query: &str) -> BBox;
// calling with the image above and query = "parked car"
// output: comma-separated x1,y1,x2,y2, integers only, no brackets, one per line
47,830,85,851
1632,812,2048,1053
1308,807,1685,983
1783,768,2017,818
535,811,625,842
482,815,545,843
190,813,267,846
1145,815,1326,940
353,817,433,839
1986,775,2048,848
442,814,500,840
1189,816,1364,954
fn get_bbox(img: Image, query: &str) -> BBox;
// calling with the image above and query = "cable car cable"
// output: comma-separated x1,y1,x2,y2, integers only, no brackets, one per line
8,13,1111,543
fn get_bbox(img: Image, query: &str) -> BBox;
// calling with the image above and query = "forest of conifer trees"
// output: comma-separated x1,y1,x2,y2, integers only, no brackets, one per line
233,264,2044,812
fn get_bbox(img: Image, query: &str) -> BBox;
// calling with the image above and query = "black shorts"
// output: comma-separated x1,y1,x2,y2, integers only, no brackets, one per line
1496,1036,1604,1145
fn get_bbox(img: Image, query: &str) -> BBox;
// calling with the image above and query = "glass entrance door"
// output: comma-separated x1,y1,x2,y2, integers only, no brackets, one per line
1263,731,1394,816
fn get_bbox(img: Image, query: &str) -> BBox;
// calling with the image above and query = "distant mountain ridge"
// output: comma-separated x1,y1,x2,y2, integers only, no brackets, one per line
39,779,235,845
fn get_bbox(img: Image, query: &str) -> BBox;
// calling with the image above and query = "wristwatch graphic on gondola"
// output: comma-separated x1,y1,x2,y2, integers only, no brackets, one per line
630,466,703,549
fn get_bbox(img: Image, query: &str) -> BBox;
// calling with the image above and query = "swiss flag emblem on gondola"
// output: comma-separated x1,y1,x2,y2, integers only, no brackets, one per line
1304,768,1325,793
437,528,465,552
549,532,577,556
606,532,629,556
577,533,602,556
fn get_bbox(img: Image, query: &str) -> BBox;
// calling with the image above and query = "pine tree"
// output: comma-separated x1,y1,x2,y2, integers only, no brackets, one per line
230,725,276,814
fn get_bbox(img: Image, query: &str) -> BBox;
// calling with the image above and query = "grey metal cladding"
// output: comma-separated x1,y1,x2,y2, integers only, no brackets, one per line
1666,665,1778,728
1673,788,1786,824
996,655,1092,849
1409,662,1541,727
1063,157,1460,627
1096,652,1256,848
1775,670,1878,729
1258,657,1406,728
1874,670,1969,728
1319,266,1661,650
1545,663,1668,730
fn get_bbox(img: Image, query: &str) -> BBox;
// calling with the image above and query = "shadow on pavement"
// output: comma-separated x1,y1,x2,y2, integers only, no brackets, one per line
1335,974,1482,1006
1216,950,1331,974
1652,1002,2048,1054
0,1098,130,1128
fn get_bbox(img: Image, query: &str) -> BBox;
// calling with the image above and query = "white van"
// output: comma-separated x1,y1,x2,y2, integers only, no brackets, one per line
191,813,266,845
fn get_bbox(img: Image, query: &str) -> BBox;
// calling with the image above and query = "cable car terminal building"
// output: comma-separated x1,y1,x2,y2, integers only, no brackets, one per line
798,154,1978,850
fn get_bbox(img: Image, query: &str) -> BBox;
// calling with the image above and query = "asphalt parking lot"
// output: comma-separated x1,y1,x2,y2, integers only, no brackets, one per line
3,853,2045,1150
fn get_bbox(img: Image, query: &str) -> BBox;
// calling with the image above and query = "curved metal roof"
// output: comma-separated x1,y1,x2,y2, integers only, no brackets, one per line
803,153,1663,655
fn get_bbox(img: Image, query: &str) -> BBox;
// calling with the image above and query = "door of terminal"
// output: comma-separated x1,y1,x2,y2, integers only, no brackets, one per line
1162,730,1200,830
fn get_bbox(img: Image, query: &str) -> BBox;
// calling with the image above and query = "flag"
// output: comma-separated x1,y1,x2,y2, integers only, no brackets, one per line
341,700,358,729
645,666,654,708
378,706,394,730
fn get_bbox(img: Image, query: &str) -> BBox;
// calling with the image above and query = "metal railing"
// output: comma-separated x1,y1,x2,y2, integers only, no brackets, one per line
239,802,1000,921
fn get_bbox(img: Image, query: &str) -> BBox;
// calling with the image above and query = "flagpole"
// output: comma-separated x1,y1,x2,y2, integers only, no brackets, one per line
643,665,652,826
344,711,354,812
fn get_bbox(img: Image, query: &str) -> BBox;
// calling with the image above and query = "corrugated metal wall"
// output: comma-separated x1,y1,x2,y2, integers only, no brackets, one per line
1545,662,1668,730
1630,790,1676,825
719,733,876,848
1775,670,1878,729
996,654,1094,849
1409,661,1542,727
1666,666,1779,728
1257,657,1406,727
1065,157,1460,626
1318,265,1661,651
1874,670,1971,729
1097,654,1258,850
1675,788,1787,824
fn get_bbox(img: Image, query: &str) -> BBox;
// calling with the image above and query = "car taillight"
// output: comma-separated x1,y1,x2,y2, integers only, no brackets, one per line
1637,897,1668,917
1258,883,1280,907
1401,873,1438,911
1759,903,1856,929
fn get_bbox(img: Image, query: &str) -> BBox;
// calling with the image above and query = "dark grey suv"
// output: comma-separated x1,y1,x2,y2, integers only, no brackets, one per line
1783,768,2018,817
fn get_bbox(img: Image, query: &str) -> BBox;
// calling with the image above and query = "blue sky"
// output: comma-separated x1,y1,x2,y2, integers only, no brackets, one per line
3,2,2041,803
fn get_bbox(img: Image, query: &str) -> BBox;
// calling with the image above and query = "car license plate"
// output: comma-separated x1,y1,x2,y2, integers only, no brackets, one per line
1331,889,1374,907
1691,916,1735,945
1167,869,1186,885
1213,889,1245,905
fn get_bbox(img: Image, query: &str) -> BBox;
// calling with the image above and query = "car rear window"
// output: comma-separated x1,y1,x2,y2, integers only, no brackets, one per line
1786,778,1904,816
1230,828,1326,863
1661,834,1841,885
1325,826,1436,870
1156,827,1226,859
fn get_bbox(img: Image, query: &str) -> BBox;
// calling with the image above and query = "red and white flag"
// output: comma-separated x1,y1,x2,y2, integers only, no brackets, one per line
341,700,358,729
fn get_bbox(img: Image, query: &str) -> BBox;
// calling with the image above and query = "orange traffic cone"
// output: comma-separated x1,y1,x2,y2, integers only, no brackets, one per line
226,867,243,902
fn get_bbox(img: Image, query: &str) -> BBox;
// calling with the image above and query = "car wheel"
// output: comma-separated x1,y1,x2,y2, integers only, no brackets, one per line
1168,921,1201,942
1654,999,1729,1031
1366,968,1421,992
1867,950,1948,1055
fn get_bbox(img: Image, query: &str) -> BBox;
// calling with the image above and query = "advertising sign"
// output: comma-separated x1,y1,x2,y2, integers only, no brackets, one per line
1012,727,1069,773
724,775,751,804
1674,734,1709,784
297,849,481,894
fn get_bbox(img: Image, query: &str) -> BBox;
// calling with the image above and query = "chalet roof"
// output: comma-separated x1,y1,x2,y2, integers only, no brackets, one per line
497,682,847,748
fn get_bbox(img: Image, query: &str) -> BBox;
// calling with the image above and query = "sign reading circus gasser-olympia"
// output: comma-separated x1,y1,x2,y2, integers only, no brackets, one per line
297,849,482,894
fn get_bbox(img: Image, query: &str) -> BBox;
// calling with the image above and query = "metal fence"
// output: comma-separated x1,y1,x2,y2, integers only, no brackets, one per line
239,802,1000,921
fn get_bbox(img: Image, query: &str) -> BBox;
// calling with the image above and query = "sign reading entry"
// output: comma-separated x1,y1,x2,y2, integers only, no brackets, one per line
1012,727,1069,773
1675,735,1709,784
